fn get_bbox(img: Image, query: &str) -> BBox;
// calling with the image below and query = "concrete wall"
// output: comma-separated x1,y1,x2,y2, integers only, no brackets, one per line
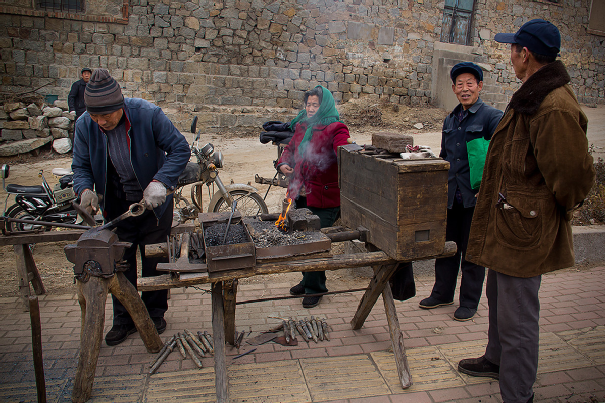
0,0,603,131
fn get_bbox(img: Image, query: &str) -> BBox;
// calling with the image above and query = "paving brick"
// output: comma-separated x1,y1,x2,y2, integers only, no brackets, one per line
534,383,572,399
428,386,471,401
326,345,363,356
389,391,433,402
350,395,391,402
291,348,328,359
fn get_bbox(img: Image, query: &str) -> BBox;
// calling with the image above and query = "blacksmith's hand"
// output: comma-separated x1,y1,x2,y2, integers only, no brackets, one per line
80,189,99,215
143,181,167,210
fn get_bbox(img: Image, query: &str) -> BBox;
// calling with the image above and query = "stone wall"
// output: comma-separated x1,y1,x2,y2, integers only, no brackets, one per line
0,0,603,132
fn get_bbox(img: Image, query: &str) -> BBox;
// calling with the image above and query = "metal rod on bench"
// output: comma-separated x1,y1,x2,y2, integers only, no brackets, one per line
235,287,369,305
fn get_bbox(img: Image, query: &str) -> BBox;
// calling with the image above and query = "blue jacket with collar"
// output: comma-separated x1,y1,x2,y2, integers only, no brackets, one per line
72,97,190,219
440,98,502,209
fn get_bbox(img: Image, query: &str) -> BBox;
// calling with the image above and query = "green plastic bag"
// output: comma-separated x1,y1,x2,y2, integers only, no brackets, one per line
466,137,490,189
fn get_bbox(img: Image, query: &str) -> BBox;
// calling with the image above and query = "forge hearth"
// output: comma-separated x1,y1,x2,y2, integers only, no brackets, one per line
199,212,255,273
243,217,330,260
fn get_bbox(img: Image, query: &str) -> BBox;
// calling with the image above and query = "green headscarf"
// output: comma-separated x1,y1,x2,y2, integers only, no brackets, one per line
290,85,341,157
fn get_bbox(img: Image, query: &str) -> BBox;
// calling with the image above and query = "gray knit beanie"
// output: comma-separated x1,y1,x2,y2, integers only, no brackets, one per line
84,69,124,114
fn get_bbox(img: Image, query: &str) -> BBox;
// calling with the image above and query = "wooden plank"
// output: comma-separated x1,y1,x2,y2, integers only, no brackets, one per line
381,279,412,389
223,280,237,346
211,282,228,402
350,264,398,330
0,230,84,246
144,251,397,291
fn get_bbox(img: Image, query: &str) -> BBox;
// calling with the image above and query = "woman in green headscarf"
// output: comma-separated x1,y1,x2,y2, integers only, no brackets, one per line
276,85,350,308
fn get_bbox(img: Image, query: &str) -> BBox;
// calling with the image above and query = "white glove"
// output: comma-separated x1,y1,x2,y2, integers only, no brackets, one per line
80,189,99,215
143,181,167,210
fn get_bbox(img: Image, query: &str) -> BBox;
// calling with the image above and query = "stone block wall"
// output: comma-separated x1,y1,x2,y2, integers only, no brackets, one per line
0,0,603,133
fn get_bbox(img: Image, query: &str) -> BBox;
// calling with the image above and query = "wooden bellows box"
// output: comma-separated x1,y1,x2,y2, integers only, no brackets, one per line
338,145,449,261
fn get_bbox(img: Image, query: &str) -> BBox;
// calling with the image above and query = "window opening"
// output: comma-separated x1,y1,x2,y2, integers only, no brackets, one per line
440,0,476,46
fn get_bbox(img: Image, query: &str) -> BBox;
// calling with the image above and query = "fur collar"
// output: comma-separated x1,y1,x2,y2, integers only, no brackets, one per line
509,60,570,115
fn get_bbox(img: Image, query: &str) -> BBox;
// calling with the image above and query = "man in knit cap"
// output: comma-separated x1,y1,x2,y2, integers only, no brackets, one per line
72,69,190,346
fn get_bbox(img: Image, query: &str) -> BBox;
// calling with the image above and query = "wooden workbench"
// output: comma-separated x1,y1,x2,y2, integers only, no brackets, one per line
0,230,85,310
140,240,457,403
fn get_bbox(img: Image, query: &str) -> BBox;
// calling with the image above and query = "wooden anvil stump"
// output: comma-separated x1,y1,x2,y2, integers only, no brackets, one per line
65,229,163,403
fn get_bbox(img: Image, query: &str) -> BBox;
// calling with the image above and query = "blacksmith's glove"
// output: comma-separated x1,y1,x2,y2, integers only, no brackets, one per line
79,189,98,215
143,181,167,210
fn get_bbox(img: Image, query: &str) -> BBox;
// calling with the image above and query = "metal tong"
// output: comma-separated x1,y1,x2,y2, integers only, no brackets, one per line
97,200,146,231
222,199,238,244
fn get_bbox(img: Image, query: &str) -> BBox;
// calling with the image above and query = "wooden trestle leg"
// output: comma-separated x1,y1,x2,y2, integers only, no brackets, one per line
350,263,412,389
211,281,228,403
223,280,238,345
72,273,163,403
15,244,46,311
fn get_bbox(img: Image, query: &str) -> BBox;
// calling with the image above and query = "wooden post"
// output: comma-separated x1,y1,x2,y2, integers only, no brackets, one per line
381,281,412,389
223,280,237,345
72,277,110,403
211,282,228,402
350,263,398,330
15,244,45,311
28,296,46,403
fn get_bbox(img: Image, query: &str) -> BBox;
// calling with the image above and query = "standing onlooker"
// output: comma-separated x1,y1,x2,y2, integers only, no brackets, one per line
458,19,595,403
68,67,92,120
277,85,350,308
419,62,503,321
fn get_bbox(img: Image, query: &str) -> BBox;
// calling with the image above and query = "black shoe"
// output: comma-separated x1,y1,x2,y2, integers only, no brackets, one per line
290,283,305,296
105,324,137,346
153,317,167,334
418,296,454,309
302,295,322,308
454,307,477,321
458,356,499,380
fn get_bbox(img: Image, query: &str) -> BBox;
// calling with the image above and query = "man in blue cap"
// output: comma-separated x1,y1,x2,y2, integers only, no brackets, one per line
68,67,92,120
419,62,502,321
458,20,595,403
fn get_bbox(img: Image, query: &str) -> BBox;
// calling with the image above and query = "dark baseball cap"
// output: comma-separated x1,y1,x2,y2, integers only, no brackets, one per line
450,62,483,83
81,67,92,74
494,19,560,58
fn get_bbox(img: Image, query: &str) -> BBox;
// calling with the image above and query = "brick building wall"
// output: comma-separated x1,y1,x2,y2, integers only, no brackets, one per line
0,0,603,131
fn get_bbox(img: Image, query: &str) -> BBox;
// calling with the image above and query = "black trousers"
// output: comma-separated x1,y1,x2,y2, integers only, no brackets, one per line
105,197,172,326
294,197,340,294
430,200,485,309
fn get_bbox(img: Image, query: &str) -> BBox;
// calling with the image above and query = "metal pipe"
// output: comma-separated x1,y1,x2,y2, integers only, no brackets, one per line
2,217,90,230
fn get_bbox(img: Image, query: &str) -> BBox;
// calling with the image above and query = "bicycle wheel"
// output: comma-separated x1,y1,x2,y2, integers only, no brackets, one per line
5,204,49,232
212,190,269,216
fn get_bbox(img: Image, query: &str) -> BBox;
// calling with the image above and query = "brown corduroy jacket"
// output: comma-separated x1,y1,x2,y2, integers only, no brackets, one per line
466,61,596,278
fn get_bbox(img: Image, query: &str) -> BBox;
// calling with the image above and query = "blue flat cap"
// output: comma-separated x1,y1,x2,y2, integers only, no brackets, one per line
494,19,560,58
450,62,483,83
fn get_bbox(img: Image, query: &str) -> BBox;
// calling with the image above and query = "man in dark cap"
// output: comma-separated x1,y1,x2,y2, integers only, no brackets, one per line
72,69,190,346
418,62,502,321
68,67,92,120
458,20,595,403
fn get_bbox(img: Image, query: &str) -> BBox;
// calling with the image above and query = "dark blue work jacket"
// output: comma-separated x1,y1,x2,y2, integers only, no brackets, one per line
72,98,190,219
440,98,503,209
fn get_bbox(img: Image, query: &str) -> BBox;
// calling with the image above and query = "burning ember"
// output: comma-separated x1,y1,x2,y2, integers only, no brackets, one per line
275,197,292,232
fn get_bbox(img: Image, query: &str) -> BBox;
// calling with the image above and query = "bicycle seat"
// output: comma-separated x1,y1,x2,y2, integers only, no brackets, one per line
52,168,73,176
6,184,47,194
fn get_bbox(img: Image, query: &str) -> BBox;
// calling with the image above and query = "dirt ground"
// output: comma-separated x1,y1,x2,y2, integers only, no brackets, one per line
1,100,603,297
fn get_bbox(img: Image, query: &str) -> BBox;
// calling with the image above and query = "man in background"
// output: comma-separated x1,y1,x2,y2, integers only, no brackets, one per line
419,62,502,321
68,67,92,120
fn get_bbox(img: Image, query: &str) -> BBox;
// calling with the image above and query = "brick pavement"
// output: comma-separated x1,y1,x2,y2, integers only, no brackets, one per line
0,266,604,402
